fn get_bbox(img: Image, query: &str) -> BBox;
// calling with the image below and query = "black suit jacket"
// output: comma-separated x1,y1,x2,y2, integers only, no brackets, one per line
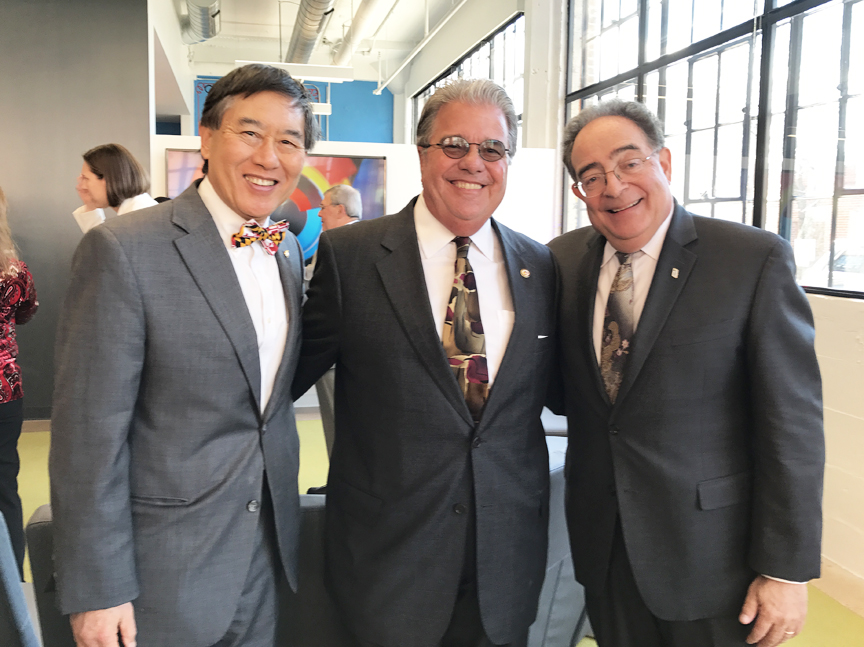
292,198,557,647
548,203,824,621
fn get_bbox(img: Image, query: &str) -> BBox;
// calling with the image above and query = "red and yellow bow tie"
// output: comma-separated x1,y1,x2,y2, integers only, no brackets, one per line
231,220,289,256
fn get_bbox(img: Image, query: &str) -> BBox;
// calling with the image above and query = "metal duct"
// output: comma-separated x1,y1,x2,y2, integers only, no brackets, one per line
285,0,336,64
182,0,222,45
332,0,395,67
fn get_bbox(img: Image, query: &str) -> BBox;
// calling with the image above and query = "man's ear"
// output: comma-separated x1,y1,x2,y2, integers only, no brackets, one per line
658,147,672,183
200,126,213,161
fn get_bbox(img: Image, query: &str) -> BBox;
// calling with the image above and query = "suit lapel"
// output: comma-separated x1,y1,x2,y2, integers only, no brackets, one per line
482,222,534,415
171,186,263,413
614,204,697,408
263,235,303,421
376,207,474,426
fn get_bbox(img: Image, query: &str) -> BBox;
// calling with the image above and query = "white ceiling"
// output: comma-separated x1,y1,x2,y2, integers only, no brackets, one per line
186,0,455,80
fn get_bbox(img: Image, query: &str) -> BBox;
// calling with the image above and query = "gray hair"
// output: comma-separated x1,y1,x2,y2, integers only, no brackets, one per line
324,184,362,219
562,99,665,181
416,79,518,162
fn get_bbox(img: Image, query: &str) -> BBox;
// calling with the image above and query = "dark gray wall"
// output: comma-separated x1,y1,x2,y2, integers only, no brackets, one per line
0,0,151,419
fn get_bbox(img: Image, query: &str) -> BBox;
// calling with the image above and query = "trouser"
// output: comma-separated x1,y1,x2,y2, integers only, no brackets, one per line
0,398,24,579
585,520,750,647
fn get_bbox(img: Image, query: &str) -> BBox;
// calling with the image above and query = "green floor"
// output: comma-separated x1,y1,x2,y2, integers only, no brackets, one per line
19,423,864,645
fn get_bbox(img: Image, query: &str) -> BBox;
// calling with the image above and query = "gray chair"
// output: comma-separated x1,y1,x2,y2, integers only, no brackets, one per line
0,512,40,647
25,505,75,647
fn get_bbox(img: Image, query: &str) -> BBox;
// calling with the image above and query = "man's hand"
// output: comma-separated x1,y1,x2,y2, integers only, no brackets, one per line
739,576,807,646
70,602,137,647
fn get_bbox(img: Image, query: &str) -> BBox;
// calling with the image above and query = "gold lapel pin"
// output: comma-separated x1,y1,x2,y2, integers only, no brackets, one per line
520,268,531,278
283,250,290,258
671,268,679,279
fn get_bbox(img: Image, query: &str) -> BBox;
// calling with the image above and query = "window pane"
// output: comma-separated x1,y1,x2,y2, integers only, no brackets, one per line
646,0,663,62
693,0,722,43
645,69,660,116
844,96,864,189
717,43,750,125
850,2,864,96
715,123,745,198
603,0,619,27
722,0,759,30
667,0,694,54
691,55,719,131
689,128,715,201
664,61,690,136
666,133,686,200
798,3,842,107
831,196,864,291
794,103,839,199
618,16,639,75
770,21,791,115
714,201,745,223
794,198,836,288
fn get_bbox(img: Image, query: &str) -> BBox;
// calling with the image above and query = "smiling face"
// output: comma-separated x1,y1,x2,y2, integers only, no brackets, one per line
418,101,509,236
199,90,307,223
570,115,673,253
76,162,109,211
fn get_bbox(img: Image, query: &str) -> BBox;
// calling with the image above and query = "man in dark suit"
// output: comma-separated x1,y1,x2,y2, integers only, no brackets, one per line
548,99,824,647
292,79,557,647
50,64,318,647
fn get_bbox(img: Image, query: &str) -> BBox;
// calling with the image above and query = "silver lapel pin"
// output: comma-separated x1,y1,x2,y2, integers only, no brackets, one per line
283,250,290,258
520,268,530,278
671,268,679,279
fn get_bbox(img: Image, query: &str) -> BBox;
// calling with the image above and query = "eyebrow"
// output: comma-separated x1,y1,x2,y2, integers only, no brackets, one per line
237,117,304,139
576,144,642,178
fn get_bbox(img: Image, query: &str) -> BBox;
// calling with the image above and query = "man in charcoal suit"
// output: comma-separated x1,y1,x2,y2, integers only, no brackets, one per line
548,99,824,647
292,79,557,647
50,64,318,647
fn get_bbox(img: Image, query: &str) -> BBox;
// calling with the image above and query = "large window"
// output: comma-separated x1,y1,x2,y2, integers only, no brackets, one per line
413,15,525,143
567,0,864,295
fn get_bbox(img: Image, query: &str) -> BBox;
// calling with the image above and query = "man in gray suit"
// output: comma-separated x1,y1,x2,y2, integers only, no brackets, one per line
548,100,824,647
292,80,557,647
50,64,318,647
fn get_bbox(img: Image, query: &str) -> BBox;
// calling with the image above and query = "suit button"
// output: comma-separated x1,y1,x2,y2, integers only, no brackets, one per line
246,500,260,513
609,425,619,435
471,437,482,449
261,424,268,434
453,503,467,515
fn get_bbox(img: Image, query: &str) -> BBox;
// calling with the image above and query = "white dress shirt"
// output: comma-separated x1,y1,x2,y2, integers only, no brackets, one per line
414,193,514,386
198,177,288,410
593,209,673,364
72,192,158,233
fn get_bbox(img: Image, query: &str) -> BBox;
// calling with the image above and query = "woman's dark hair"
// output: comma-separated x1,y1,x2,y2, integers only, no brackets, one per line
82,143,150,209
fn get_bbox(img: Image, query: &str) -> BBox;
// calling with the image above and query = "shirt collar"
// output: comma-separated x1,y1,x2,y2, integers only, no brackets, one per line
414,193,496,260
198,176,271,250
601,203,675,267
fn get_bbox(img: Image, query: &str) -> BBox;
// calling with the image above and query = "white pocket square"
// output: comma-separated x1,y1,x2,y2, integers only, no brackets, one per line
538,335,548,339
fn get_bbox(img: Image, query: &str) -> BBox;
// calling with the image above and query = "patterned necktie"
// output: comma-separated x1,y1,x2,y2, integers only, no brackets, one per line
601,252,634,403
442,236,488,423
231,220,289,256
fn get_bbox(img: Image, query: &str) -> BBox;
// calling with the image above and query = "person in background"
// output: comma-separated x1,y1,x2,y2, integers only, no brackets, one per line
305,183,362,463
73,143,157,233
0,186,38,579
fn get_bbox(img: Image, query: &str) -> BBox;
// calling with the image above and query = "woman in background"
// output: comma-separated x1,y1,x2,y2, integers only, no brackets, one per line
0,186,38,579
73,143,157,233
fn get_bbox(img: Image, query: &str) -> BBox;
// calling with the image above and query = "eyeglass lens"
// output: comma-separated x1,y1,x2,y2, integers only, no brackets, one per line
578,156,650,196
439,136,507,162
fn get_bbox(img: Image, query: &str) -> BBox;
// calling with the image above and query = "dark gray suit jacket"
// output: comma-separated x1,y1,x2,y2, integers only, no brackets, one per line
547,203,824,621
50,183,305,646
292,198,557,647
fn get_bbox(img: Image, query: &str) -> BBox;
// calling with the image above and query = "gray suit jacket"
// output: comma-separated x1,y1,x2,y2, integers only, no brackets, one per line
548,203,824,621
50,183,305,646
292,198,558,647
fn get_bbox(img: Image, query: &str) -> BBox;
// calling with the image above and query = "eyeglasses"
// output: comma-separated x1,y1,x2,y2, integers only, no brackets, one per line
419,136,509,162
575,151,659,197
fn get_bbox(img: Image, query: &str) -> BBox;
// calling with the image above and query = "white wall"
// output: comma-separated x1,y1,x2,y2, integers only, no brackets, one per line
808,294,864,611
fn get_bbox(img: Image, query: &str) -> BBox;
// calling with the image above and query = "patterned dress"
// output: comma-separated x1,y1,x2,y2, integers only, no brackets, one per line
0,260,38,403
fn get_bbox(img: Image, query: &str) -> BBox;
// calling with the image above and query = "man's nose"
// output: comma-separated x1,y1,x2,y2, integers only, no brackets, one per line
603,170,627,197
252,137,279,167
457,145,486,171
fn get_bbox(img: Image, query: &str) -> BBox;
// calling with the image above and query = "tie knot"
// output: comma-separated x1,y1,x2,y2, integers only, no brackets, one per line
615,251,632,266
454,237,471,258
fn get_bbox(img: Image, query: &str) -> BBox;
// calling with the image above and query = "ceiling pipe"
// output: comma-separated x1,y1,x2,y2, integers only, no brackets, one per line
332,0,398,67
181,0,222,45
286,0,336,64
374,0,468,95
